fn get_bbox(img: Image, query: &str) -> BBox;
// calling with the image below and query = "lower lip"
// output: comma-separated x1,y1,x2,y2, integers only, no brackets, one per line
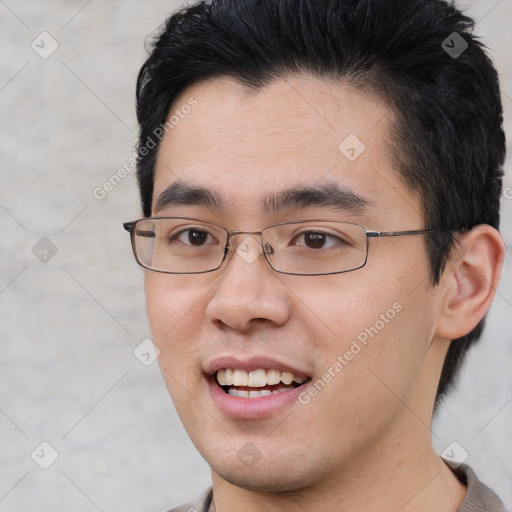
206,377,309,420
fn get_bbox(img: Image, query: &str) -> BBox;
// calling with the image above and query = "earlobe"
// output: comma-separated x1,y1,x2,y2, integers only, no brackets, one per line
435,225,505,340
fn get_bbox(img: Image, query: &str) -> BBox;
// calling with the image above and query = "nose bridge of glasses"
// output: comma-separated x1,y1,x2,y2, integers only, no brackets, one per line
226,230,263,248
224,230,276,265
227,230,275,250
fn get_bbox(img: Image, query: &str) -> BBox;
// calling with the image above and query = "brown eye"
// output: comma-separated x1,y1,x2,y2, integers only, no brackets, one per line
292,230,345,249
186,229,208,245
171,228,216,246
303,231,327,249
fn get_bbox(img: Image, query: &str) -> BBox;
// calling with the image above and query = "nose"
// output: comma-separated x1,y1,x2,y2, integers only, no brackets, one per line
205,235,291,333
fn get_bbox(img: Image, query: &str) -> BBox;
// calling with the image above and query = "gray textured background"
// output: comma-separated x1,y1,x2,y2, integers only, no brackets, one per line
0,1,511,511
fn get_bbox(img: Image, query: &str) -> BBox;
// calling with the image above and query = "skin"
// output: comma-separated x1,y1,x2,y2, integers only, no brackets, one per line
144,75,505,512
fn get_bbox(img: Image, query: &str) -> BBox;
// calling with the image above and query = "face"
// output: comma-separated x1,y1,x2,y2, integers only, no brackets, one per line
145,75,446,493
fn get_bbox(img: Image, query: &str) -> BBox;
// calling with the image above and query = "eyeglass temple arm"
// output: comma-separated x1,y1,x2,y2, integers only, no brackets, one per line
123,222,156,238
367,229,447,238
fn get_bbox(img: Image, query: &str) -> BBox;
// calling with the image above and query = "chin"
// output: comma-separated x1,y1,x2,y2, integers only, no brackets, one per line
205,443,329,495
213,462,315,494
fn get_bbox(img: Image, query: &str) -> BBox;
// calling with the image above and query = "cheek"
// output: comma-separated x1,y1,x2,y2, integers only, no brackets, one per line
292,263,436,386
145,274,207,391
283,273,405,351
145,273,205,339
306,279,436,417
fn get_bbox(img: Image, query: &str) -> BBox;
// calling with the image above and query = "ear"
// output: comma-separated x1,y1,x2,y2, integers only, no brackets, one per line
435,225,505,340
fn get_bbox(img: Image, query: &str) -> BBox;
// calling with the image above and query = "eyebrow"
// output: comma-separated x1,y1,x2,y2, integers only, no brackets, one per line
262,182,372,215
153,181,373,215
154,181,224,212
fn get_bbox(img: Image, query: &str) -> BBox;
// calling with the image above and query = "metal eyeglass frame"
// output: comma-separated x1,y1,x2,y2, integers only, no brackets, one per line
123,217,448,276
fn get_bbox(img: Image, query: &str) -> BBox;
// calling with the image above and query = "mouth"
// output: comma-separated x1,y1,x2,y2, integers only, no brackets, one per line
215,368,311,398
203,356,313,418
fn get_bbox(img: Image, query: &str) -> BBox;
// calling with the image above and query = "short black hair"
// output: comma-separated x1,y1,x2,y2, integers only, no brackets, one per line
135,0,505,406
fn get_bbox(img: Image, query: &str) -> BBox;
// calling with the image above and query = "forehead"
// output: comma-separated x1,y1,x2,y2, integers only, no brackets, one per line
153,75,423,228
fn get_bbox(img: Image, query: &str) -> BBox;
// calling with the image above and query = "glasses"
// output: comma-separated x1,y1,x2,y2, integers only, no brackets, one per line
123,216,445,276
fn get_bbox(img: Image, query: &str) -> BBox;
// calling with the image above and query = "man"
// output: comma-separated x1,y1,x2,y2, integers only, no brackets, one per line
124,0,507,510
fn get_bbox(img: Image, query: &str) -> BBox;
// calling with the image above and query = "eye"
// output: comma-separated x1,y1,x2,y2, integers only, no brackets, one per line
171,228,217,247
292,230,346,249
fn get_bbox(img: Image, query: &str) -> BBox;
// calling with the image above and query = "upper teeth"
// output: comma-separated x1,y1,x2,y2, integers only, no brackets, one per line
216,368,306,387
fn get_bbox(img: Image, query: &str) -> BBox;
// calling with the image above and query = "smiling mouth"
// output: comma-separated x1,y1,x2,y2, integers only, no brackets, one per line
215,368,311,398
